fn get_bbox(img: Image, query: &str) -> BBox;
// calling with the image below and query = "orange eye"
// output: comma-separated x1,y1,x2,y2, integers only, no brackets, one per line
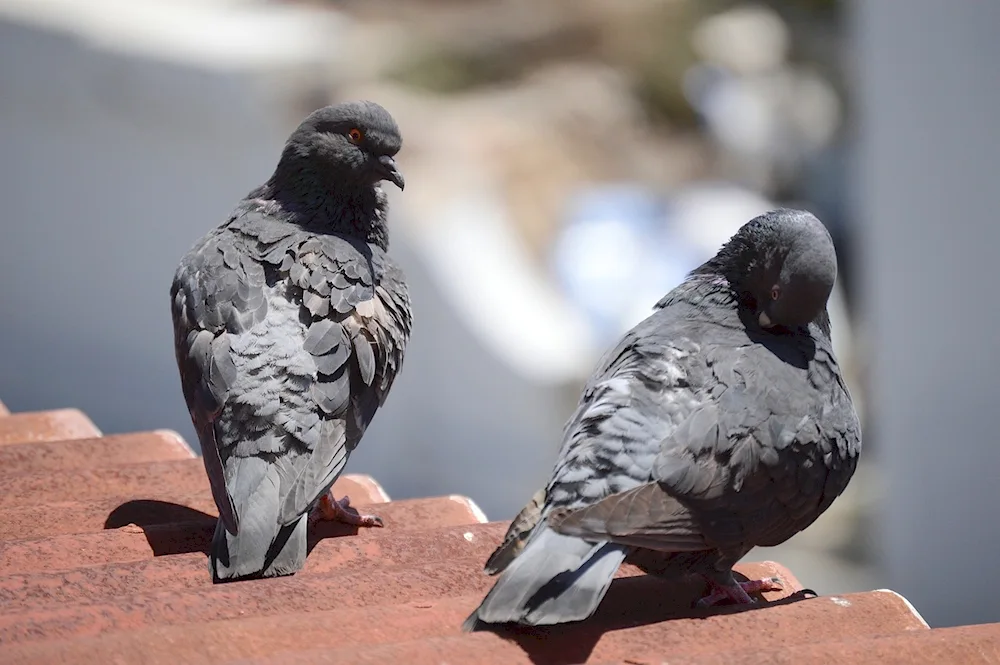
771,286,781,301
348,128,363,143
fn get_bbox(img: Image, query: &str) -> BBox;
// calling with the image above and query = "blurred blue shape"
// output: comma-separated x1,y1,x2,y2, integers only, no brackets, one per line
551,183,699,346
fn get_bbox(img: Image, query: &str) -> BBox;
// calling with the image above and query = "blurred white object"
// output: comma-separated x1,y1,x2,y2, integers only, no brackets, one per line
414,181,597,386
0,0,345,71
691,4,790,76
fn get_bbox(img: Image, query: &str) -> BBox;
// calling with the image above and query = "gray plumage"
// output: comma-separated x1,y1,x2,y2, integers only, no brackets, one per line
465,208,860,629
170,101,411,582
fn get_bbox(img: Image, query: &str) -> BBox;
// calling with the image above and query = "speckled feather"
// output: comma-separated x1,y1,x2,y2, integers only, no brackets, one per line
466,209,860,629
170,102,411,581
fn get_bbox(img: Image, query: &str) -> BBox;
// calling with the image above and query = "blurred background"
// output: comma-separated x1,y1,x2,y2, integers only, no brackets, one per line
1,0,997,628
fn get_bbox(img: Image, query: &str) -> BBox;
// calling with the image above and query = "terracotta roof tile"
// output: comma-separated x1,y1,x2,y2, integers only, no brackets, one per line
228,589,926,665
0,430,195,475
0,493,218,541
0,502,496,581
1,458,387,510
662,622,1000,664
0,581,804,665
1,458,210,508
0,409,100,445
0,492,481,543
0,400,996,664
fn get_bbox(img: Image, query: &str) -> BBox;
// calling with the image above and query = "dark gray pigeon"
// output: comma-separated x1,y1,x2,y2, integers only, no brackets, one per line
170,101,411,582
465,208,860,629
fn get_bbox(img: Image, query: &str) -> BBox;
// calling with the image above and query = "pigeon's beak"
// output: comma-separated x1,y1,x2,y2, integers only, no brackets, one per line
375,155,405,191
758,310,775,329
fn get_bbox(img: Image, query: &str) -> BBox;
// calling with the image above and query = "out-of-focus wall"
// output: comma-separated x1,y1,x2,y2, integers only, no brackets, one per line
854,0,1000,627
0,19,296,435
0,2,584,521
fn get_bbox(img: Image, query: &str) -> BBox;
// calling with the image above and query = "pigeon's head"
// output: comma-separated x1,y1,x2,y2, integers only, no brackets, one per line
707,209,837,330
280,100,404,191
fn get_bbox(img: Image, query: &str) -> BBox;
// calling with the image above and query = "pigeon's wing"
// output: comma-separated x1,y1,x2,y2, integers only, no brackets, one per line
484,488,546,575
170,225,269,534
555,336,860,552
267,231,412,524
549,390,769,551
540,315,713,549
548,482,708,551
478,328,664,576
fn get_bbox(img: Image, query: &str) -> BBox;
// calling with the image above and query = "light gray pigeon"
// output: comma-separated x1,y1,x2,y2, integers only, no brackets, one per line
465,208,861,629
170,101,411,582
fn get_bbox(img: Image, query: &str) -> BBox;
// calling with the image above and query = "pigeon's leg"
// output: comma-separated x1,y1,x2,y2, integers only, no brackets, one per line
317,493,384,528
695,575,783,607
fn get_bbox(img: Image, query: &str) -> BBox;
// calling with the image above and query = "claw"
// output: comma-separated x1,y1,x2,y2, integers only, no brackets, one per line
696,576,783,607
317,493,384,528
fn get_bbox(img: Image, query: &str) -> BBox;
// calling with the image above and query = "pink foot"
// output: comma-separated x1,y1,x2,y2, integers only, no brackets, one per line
696,576,783,607
317,493,384,528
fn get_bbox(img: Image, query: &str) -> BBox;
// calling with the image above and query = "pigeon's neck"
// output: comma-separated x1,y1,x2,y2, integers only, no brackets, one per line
689,235,761,287
654,275,742,327
810,308,833,340
252,169,391,251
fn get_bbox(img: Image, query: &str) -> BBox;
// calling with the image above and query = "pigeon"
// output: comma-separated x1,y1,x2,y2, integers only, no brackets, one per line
464,208,860,629
170,101,411,582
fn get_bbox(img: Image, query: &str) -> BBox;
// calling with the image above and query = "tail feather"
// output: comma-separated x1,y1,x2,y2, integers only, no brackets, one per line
210,512,308,581
209,454,310,582
484,488,545,575
464,525,628,630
